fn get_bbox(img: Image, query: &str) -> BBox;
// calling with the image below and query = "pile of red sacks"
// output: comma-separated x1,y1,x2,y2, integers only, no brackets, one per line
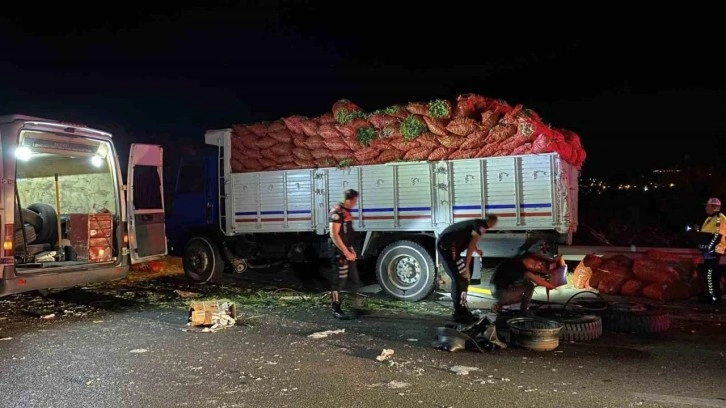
230,94,586,173
573,250,709,302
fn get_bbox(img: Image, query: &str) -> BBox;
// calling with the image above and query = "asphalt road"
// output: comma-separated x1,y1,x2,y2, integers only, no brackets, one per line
1,270,725,408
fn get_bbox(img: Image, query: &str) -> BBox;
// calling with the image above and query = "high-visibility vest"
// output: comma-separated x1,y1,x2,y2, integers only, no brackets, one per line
701,212,726,254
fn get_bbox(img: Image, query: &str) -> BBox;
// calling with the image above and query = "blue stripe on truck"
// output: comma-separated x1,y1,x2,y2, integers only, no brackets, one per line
236,210,311,216
453,203,553,210
236,207,431,216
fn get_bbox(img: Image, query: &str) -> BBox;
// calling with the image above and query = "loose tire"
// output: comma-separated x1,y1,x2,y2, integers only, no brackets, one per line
534,307,603,342
14,224,37,246
376,240,436,302
183,237,224,284
21,208,43,232
27,203,58,245
602,302,671,334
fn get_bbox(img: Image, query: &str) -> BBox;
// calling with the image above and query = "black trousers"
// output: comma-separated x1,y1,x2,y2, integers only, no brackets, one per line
701,254,723,301
436,240,469,311
332,249,362,293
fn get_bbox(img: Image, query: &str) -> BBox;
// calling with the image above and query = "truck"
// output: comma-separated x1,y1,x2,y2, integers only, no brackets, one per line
0,115,168,297
167,128,579,301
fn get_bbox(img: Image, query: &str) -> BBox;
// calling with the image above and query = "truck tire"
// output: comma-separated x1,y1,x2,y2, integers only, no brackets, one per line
21,208,43,232
183,237,224,284
27,203,58,245
376,240,436,302
601,302,671,334
533,308,603,342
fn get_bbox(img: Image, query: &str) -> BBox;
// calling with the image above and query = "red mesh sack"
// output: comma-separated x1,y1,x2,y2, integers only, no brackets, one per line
480,111,501,132
448,149,478,160
500,134,529,152
324,137,349,152
583,253,603,269
388,105,408,119
378,149,403,163
532,133,555,153
456,94,488,112
423,116,449,136
416,132,440,148
381,125,403,139
336,118,368,139
406,102,429,116
403,146,434,161
502,104,524,124
331,150,354,161
436,134,461,149
370,138,392,150
487,124,517,142
368,114,397,129
598,255,634,277
428,147,449,161
305,136,326,150
238,134,260,150
267,120,287,133
476,141,502,157
642,283,672,302
292,147,313,161
621,280,645,297
245,149,263,159
256,138,277,149
319,112,336,124
248,123,268,137
332,100,360,120
275,154,293,164
311,148,332,160
269,130,292,143
292,136,308,148
493,148,514,157
573,262,593,289
282,115,305,134
260,149,277,160
294,159,315,168
446,117,478,136
231,157,244,172
342,136,360,150
512,143,533,155
632,258,681,284
354,148,381,164
459,130,488,150
597,275,628,295
390,137,419,151
300,119,319,137
270,143,293,156
318,124,342,139
258,158,277,168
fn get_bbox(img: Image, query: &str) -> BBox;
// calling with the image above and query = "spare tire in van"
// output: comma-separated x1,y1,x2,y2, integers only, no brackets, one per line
27,203,58,245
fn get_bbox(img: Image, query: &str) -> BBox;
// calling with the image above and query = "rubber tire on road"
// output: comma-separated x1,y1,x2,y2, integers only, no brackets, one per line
27,203,58,245
534,308,603,342
376,240,436,302
602,303,671,334
183,237,224,284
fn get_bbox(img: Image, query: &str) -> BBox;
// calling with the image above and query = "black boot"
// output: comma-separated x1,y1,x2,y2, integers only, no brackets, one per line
452,307,478,324
331,302,350,320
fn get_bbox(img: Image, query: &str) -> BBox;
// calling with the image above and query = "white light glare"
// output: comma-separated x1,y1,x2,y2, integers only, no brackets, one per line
15,146,32,161
91,155,104,168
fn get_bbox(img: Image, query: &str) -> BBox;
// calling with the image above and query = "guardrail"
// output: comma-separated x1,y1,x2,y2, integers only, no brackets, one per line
558,246,700,261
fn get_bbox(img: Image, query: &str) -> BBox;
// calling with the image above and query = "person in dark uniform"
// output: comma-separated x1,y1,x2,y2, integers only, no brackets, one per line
698,197,725,303
328,189,363,319
436,214,498,323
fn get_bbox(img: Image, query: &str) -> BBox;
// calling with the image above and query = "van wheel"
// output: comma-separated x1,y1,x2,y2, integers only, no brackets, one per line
27,203,58,245
183,237,224,284
376,240,436,302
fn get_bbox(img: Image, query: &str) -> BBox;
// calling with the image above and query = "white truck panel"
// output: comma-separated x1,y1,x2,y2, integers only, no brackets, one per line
212,129,578,242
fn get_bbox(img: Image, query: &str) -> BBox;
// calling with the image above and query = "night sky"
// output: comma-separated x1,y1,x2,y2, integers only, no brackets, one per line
1,3,723,177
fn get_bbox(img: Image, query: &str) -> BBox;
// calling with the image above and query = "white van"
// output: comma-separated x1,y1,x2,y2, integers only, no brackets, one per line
0,115,167,296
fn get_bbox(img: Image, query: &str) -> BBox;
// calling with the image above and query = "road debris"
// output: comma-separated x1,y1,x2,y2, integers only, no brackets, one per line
0,337,12,341
387,381,410,389
376,349,395,362
129,349,148,353
40,313,56,319
450,366,479,375
174,290,200,298
308,329,345,339
188,300,237,331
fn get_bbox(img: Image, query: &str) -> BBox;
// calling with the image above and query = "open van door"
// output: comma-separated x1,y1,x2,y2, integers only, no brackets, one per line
127,143,167,263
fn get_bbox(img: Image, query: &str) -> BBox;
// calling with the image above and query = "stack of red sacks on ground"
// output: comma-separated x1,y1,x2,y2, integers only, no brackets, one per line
229,94,586,173
573,250,710,302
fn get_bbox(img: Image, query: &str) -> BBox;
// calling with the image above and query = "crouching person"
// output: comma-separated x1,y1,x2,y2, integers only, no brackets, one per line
491,249,564,313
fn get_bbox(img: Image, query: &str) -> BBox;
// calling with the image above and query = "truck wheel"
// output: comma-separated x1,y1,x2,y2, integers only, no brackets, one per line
601,302,671,334
376,240,436,302
27,203,58,245
533,308,603,342
183,237,224,284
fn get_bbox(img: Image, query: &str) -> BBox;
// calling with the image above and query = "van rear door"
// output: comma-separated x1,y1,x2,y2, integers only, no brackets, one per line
127,144,167,263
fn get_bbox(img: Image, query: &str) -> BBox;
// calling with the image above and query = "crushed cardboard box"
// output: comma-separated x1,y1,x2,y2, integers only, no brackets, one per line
187,300,237,331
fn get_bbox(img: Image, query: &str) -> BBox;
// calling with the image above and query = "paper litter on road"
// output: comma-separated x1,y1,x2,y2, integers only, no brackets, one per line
308,329,345,339
0,337,12,341
375,349,395,362
450,366,480,375
129,349,148,353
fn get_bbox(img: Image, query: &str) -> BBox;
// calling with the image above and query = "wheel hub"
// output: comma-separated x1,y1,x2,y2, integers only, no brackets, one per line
389,255,421,289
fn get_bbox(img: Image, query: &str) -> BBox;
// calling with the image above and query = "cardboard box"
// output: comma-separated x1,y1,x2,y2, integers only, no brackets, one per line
188,300,237,327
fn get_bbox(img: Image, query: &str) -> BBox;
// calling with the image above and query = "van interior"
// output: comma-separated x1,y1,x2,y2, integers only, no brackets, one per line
12,130,120,269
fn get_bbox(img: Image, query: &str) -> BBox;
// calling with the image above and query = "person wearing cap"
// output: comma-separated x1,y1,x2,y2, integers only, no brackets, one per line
328,189,365,319
699,197,726,303
436,214,498,323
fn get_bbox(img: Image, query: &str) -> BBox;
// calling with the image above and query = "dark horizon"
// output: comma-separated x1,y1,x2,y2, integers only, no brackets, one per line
1,4,724,177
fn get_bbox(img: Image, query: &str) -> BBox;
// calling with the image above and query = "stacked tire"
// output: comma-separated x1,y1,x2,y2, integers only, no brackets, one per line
14,203,58,257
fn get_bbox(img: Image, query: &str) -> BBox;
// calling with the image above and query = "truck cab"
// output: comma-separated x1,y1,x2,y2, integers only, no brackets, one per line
0,115,168,296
